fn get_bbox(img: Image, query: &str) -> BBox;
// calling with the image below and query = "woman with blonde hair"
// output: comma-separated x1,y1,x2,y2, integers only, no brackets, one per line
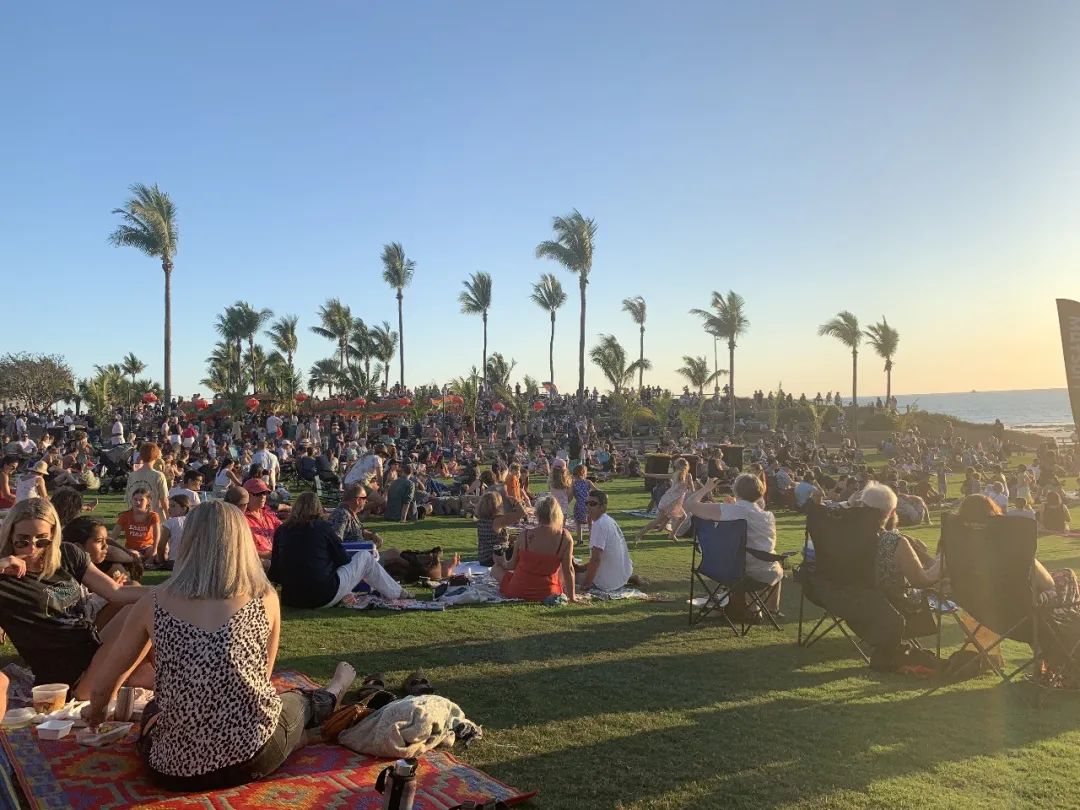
475,490,525,566
636,458,695,543
493,496,576,602
0,498,150,693
547,461,572,517
124,442,170,524
89,500,357,790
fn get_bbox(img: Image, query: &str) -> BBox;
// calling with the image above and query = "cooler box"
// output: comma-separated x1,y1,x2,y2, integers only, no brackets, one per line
342,541,376,593
720,445,744,471
644,453,671,491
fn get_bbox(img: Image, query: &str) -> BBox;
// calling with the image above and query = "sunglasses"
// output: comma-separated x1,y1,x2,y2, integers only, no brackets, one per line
13,539,51,550
585,500,600,507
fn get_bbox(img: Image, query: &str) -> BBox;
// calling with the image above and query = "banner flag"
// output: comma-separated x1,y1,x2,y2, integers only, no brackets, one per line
1056,298,1080,438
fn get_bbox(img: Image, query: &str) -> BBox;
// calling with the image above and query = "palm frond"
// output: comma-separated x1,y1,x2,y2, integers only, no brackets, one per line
459,271,494,315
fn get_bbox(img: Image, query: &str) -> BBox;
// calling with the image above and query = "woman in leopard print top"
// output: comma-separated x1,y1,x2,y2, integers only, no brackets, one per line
88,501,354,791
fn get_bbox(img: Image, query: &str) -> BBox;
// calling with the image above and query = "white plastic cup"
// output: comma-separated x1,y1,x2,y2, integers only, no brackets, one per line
31,684,68,714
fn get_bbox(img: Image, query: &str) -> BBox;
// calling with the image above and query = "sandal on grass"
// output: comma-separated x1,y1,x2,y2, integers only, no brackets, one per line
402,669,435,696
360,672,386,689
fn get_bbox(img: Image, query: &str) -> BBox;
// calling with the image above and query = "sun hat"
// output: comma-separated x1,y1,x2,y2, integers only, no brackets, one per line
552,458,567,469
27,461,48,476
242,478,272,495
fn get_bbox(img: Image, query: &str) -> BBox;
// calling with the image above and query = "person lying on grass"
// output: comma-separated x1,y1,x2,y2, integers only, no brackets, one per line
0,498,153,697
88,499,357,791
492,496,576,602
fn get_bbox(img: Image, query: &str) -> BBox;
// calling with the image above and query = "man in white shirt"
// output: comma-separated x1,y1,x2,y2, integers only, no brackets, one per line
111,415,125,446
251,440,280,489
266,413,283,439
579,489,634,592
168,469,204,506
344,447,383,488
16,433,37,457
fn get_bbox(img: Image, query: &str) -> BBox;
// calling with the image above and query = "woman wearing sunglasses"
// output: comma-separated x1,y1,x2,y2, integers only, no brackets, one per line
0,499,152,694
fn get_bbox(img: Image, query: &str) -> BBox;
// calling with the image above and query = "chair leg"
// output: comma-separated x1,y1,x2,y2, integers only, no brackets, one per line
797,587,806,644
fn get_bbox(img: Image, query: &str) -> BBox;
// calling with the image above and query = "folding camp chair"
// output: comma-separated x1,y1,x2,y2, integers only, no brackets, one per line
796,504,885,663
928,514,1051,692
689,517,792,635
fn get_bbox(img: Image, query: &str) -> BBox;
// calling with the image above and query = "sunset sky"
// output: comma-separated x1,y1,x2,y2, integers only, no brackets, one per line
3,1,1080,397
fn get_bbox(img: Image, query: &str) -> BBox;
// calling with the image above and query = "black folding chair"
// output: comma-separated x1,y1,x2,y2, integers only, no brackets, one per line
796,504,884,663
689,517,792,635
928,514,1043,691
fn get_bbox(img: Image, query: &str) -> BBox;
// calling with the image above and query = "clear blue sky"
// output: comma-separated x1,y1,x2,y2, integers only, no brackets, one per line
4,1,1080,398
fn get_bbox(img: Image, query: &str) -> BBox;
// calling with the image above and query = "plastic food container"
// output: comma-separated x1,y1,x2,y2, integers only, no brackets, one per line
2,708,36,728
31,684,68,714
36,719,74,740
76,722,133,747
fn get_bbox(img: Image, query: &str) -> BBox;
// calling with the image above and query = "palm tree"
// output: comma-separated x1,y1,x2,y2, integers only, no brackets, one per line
120,353,146,387
311,299,353,371
451,370,482,436
268,315,300,370
589,334,649,394
530,273,567,386
486,353,517,394
818,310,863,444
233,302,273,393
369,321,398,392
214,305,246,390
308,358,341,397
676,355,725,397
864,318,900,407
459,272,493,388
536,209,597,400
242,344,269,393
381,243,415,389
348,318,374,378
621,296,647,391
108,183,178,403
690,290,750,435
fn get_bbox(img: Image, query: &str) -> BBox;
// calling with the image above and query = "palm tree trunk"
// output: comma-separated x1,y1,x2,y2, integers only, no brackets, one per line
885,360,892,408
249,338,257,394
713,336,720,396
340,341,347,372
162,261,172,404
548,311,556,386
577,279,587,401
638,326,645,392
729,341,736,436
481,312,488,392
851,348,859,446
397,292,405,391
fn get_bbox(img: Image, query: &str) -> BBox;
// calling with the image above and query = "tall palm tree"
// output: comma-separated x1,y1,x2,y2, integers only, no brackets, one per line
864,318,900,407
348,318,375,378
268,315,299,370
214,305,246,391
818,310,863,444
108,183,178,403
308,358,341,397
380,243,415,389
459,272,493,389
690,290,750,435
242,344,270,393
676,355,725,397
233,302,273,393
621,296,647,392
120,353,146,388
536,209,597,400
369,321,398,392
311,299,353,371
589,334,649,394
530,273,567,387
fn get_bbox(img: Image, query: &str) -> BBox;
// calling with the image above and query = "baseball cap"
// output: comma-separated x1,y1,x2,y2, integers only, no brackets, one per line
243,478,272,495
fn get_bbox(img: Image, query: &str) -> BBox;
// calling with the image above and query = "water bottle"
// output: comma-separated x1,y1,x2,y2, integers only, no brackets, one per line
376,758,418,810
804,537,816,564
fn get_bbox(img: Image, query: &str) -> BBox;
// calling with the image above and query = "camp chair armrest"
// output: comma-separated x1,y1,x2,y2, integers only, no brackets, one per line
747,549,795,563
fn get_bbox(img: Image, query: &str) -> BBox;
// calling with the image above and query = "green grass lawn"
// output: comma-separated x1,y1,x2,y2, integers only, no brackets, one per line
11,461,1080,809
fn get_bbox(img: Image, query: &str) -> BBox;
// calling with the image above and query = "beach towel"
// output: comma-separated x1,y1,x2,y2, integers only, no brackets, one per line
339,593,445,611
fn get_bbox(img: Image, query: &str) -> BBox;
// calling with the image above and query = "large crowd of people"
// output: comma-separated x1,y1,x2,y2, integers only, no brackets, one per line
0,392,1078,788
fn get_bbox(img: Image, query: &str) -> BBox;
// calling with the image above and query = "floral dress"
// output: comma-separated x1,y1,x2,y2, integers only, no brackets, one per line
572,479,591,525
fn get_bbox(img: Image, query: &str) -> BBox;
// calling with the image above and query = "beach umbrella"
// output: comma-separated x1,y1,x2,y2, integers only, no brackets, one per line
353,397,366,407
245,397,260,411
492,402,505,413
294,393,309,404
195,397,209,410
141,392,158,404
532,401,545,411
398,397,412,407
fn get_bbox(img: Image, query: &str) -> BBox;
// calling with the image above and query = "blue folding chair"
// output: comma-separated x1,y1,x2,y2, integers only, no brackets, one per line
689,517,792,635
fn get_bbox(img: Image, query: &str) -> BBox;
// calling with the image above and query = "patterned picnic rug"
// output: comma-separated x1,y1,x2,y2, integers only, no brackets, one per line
1,672,535,810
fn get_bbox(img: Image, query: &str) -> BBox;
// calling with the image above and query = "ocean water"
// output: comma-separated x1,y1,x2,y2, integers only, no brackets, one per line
856,388,1073,436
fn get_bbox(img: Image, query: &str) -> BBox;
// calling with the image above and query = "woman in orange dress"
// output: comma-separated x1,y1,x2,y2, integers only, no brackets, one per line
493,497,576,602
